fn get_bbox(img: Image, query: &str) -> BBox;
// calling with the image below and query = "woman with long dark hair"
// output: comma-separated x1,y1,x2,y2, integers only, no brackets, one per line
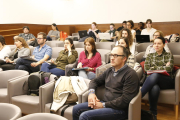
77,37,102,80
41,38,78,77
47,23,60,41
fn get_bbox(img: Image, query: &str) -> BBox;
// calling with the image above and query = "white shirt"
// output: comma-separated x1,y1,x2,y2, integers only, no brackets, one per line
0,46,11,60
115,42,136,55
141,28,156,40
131,30,136,35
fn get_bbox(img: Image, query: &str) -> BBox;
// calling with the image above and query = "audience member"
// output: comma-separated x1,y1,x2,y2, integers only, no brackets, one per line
77,37,102,80
0,35,11,70
16,26,36,45
2,37,30,71
40,38,78,77
141,37,174,120
15,32,52,74
165,33,180,43
73,45,139,120
127,20,136,40
47,23,60,41
116,28,135,55
79,22,100,42
118,37,135,69
142,30,170,61
101,23,118,42
117,21,127,31
141,19,156,41
135,22,145,35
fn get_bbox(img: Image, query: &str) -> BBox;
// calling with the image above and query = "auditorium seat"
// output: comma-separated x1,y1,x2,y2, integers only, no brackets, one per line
8,74,57,114
0,70,29,103
135,42,152,53
16,113,67,120
0,103,21,120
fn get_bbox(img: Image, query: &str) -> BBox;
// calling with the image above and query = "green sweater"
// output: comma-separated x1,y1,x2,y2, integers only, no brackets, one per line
144,50,174,78
55,49,78,70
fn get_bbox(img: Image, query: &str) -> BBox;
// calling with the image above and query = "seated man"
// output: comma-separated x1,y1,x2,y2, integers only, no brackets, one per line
73,45,140,120
117,21,127,31
14,26,36,45
101,23,118,42
15,32,52,74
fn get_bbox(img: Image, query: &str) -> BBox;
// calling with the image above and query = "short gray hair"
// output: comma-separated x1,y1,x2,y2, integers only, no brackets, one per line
114,45,129,62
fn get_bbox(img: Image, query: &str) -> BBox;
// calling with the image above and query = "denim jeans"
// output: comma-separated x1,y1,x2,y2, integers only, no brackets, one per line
15,58,40,74
141,73,174,115
78,70,96,80
73,102,128,120
40,62,65,77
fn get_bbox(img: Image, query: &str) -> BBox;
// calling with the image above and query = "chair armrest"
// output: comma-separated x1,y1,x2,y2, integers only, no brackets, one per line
175,69,180,104
135,52,145,63
82,90,89,103
128,89,141,120
8,76,29,103
105,52,110,64
111,44,115,50
135,65,143,80
96,63,111,77
40,81,55,112
65,60,78,76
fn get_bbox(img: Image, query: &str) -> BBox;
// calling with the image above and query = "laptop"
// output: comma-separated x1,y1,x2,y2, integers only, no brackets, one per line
78,30,88,38
136,35,150,43
98,33,111,40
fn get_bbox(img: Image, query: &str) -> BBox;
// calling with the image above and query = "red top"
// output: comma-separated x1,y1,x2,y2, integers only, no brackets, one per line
78,51,102,73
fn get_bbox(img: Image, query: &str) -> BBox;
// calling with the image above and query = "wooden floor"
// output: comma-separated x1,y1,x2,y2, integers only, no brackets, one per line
142,102,180,120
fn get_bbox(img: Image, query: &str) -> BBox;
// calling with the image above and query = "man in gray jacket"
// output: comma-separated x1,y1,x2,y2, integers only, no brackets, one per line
73,45,140,120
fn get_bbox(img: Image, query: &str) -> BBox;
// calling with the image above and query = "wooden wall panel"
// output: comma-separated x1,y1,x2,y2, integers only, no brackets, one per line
0,21,179,44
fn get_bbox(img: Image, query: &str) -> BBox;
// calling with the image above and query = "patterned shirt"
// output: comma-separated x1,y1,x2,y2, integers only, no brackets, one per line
33,44,52,61
127,54,135,69
19,33,36,41
144,50,174,78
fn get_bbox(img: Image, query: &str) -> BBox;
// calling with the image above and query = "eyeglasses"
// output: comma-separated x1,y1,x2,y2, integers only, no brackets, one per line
37,38,43,40
109,54,124,58
153,35,160,37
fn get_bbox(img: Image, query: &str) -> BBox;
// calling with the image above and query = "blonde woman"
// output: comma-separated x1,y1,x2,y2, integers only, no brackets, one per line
2,37,30,70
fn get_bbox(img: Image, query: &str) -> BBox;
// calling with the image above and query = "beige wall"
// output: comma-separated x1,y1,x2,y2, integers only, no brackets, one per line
0,0,180,24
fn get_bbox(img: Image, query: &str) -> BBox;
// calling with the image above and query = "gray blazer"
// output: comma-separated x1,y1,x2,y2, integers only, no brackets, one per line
6,47,31,63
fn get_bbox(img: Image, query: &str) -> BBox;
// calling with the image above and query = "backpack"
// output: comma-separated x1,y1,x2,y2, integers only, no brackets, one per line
23,71,52,96
141,109,156,120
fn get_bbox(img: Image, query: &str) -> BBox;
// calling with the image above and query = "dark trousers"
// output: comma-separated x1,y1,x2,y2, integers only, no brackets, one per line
141,73,174,115
15,58,40,74
0,60,15,71
73,102,128,120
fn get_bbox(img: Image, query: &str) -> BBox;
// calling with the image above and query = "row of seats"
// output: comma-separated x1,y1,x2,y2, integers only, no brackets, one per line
0,70,141,120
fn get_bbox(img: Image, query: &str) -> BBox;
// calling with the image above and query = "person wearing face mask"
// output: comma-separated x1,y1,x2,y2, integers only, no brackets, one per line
141,37,174,120
2,37,30,71
40,38,78,77
116,28,135,55
47,23,60,41
77,37,102,80
142,30,170,61
141,19,157,42
101,23,119,42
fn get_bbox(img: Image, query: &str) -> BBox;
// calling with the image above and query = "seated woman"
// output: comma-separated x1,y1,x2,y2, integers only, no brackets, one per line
142,30,170,61
77,37,102,80
127,20,136,40
141,37,174,119
141,19,156,42
116,28,135,55
79,22,100,42
47,23,60,41
3,37,30,71
118,37,135,69
40,38,78,77
0,35,11,70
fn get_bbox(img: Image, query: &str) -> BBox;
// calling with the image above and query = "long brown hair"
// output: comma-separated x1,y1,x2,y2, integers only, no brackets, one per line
119,28,133,46
84,37,97,58
14,37,30,53
118,37,131,56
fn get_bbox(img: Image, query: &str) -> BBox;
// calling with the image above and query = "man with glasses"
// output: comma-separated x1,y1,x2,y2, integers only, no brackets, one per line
15,32,52,73
73,45,139,120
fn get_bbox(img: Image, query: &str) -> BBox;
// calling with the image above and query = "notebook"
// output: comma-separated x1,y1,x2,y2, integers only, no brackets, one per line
78,30,88,38
72,67,89,71
98,33,111,40
147,70,170,76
